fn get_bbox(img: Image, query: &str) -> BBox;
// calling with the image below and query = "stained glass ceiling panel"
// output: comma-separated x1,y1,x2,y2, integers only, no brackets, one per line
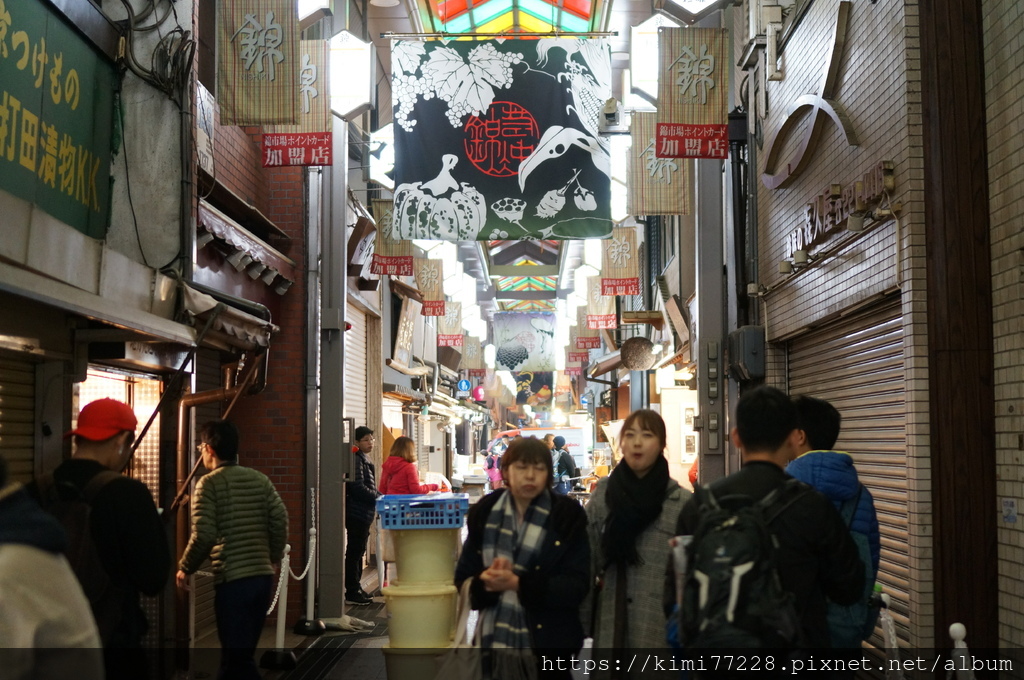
427,0,597,34
495,276,557,291
500,300,558,312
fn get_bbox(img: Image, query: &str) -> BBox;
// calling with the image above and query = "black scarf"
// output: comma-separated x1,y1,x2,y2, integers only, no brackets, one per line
601,455,670,567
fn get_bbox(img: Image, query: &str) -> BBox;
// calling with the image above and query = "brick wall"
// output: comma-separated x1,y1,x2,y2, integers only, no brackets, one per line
982,0,1024,648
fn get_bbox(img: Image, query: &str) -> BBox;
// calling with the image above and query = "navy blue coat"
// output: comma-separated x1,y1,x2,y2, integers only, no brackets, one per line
455,489,590,651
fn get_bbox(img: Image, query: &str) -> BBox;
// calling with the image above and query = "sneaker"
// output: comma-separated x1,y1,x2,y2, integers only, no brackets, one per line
359,587,378,599
346,591,372,606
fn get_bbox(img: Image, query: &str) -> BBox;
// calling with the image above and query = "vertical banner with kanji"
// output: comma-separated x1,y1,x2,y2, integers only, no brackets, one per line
602,227,640,295
438,302,463,347
564,361,583,378
567,333,591,364
394,297,421,368
218,0,299,126
463,336,486,376
576,308,602,349
370,199,413,276
656,28,729,160
414,259,445,316
587,276,617,330
263,40,332,166
629,112,691,215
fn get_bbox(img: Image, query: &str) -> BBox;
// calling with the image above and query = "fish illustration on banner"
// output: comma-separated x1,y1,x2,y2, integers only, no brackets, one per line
492,312,557,372
391,39,613,240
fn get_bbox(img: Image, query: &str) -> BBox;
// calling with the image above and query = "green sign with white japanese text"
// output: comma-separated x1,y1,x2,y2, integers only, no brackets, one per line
0,0,116,238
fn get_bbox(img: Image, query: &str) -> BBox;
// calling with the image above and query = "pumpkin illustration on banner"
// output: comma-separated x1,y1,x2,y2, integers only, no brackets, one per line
391,38,613,241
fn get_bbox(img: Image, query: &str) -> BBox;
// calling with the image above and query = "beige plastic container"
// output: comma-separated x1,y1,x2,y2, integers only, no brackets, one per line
383,584,457,648
389,528,460,586
381,645,442,680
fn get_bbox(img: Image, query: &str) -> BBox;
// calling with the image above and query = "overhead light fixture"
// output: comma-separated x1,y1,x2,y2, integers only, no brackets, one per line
227,250,253,271
792,249,810,267
247,262,267,279
847,212,866,233
779,260,794,275
196,230,215,249
370,0,399,6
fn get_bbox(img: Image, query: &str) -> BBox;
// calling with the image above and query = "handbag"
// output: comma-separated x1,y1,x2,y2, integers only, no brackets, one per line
433,578,481,680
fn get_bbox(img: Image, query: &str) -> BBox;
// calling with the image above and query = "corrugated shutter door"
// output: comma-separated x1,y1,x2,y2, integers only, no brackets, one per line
0,353,35,483
345,307,368,428
787,297,909,646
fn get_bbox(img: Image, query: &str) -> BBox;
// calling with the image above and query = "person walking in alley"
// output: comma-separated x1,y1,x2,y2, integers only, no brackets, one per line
670,386,864,658
586,408,690,668
786,394,881,649
0,454,104,680
378,436,439,495
455,437,590,680
177,419,288,680
31,398,169,680
346,426,379,605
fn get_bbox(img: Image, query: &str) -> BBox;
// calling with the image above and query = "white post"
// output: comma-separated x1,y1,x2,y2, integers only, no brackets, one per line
276,545,291,650
305,528,317,622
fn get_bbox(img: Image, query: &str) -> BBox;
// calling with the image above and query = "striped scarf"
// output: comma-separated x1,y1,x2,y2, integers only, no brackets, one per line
479,489,550,680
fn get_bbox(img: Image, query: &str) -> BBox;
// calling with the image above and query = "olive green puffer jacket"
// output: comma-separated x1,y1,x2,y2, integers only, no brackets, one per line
179,464,288,584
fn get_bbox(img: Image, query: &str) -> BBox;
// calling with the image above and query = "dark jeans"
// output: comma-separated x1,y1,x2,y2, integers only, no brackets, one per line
345,516,371,595
214,574,273,680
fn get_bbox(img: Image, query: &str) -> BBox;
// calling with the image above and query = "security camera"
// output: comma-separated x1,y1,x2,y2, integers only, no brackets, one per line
603,98,620,125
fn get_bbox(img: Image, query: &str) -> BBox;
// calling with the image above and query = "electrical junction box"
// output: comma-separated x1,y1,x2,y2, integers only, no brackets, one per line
727,325,766,381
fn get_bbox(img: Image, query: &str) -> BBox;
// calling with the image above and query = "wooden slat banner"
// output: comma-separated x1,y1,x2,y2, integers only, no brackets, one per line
601,227,640,296
463,336,484,370
370,199,413,276
568,328,591,363
263,40,332,166
438,302,463,347
576,308,602,349
586,276,617,330
628,112,691,215
414,259,445,316
656,28,730,160
218,0,299,126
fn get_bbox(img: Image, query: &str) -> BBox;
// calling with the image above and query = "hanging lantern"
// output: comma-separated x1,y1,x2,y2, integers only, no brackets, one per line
620,337,657,370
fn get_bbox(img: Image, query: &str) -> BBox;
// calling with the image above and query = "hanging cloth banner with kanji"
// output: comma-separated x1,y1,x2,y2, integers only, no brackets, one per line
370,199,413,276
656,28,730,160
218,0,299,126
493,312,556,372
567,328,590,363
601,227,640,296
564,361,582,378
576,307,602,349
263,40,332,166
629,112,691,215
438,301,463,347
463,336,485,376
587,276,617,330
414,258,445,316
391,38,613,240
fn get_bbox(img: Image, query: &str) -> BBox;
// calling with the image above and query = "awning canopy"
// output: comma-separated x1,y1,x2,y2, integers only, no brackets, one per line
587,350,622,378
382,383,426,404
181,285,279,352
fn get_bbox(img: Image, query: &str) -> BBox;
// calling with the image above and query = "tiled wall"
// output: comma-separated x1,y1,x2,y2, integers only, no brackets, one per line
982,0,1024,649
755,0,934,646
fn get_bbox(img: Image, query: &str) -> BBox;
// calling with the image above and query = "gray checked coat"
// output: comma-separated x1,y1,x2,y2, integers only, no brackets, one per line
585,476,691,652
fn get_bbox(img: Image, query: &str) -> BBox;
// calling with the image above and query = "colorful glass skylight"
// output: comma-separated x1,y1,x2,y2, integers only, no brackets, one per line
427,0,597,34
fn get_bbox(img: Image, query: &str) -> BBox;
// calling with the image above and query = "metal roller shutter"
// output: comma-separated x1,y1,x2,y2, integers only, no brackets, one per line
0,353,35,483
345,307,368,428
787,297,909,647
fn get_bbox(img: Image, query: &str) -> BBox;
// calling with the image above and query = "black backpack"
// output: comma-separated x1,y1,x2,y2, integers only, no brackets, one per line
680,479,808,650
32,470,129,644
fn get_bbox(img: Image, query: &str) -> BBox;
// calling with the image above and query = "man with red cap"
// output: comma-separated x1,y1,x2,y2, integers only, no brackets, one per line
33,398,169,679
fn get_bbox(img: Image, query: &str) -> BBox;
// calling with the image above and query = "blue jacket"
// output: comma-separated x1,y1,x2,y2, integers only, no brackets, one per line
786,451,880,575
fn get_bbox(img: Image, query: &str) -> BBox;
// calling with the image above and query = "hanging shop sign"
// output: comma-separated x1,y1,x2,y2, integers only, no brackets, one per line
576,307,602,349
656,27,729,160
370,198,413,275
438,301,463,347
586,276,617,330
414,258,445,316
782,160,895,258
330,30,374,120
629,112,691,215
391,38,613,240
493,312,557,372
217,0,299,126
0,0,116,238
263,40,332,166
462,336,485,374
601,227,641,296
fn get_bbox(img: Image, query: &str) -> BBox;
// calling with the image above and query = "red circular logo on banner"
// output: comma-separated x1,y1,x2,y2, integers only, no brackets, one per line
464,102,540,177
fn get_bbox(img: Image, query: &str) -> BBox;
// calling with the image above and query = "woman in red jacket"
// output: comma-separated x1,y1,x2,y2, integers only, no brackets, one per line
378,436,439,495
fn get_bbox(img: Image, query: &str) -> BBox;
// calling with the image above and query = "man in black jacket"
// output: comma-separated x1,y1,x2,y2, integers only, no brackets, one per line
671,386,864,649
345,426,379,605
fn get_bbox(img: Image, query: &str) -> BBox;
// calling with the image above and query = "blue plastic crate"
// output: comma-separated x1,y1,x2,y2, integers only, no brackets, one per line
376,493,470,530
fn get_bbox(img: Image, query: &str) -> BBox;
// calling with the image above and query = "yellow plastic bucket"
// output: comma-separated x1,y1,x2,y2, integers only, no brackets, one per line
389,528,460,586
383,584,457,648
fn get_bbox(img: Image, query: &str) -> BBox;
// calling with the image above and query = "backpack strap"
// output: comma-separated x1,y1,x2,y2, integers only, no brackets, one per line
839,483,864,528
761,478,811,525
82,470,121,503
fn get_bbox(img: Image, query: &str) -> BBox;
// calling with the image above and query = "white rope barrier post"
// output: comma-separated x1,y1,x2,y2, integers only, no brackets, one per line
293,527,326,635
259,545,297,670
947,623,977,680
